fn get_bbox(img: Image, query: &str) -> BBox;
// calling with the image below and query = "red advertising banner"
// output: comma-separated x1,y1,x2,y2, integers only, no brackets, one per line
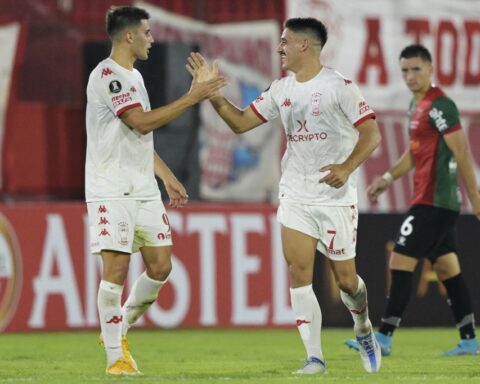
2,202,479,332
0,202,293,332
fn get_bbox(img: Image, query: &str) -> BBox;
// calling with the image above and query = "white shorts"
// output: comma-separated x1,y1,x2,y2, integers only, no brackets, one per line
87,199,172,254
277,201,358,261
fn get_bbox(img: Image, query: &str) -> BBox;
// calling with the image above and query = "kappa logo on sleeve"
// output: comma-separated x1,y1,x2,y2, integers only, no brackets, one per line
101,68,113,78
109,80,122,94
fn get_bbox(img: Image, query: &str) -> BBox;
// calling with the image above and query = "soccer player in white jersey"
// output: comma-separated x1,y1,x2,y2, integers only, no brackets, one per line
85,6,225,375
186,18,382,374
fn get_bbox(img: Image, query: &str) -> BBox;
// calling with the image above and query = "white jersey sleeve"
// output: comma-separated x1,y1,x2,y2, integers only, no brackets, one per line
94,66,145,116
249,79,283,122
337,78,375,127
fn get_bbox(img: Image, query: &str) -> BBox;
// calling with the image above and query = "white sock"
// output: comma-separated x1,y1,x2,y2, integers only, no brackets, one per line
290,284,323,361
98,280,124,366
121,271,167,336
340,275,371,336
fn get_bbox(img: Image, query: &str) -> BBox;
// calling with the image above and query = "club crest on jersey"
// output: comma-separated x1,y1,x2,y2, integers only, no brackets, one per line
311,92,322,116
109,80,122,94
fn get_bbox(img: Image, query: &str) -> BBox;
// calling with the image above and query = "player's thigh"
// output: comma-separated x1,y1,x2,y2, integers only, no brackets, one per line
277,201,319,267
433,252,461,280
133,199,173,252
280,225,318,267
140,245,173,280
389,252,418,271
328,258,358,292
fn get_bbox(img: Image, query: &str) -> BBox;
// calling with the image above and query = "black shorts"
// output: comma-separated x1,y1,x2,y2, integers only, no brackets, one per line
393,204,458,262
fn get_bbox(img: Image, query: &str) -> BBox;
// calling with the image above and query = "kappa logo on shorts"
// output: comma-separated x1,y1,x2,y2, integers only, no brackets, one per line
98,217,109,225
98,205,107,213
99,229,110,236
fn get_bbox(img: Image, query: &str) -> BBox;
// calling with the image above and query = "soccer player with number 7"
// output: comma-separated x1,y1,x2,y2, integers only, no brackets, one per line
188,18,382,374
345,44,480,357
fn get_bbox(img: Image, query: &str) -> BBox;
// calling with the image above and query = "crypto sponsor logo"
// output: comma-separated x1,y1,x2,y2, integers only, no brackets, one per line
296,120,309,132
0,214,22,332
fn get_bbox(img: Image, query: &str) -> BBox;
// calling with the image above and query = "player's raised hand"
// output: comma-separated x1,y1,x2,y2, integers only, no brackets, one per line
187,75,225,102
366,176,391,204
186,52,218,82
186,52,223,99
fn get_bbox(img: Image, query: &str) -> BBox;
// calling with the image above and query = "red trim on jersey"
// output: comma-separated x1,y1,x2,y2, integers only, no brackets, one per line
353,113,376,127
442,123,462,135
116,103,142,117
249,103,268,123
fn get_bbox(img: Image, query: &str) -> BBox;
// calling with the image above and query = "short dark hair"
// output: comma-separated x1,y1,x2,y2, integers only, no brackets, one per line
399,44,432,63
284,18,328,47
106,6,150,39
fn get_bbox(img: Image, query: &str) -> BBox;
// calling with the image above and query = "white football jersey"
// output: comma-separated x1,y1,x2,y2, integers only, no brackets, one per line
85,58,160,202
250,67,375,205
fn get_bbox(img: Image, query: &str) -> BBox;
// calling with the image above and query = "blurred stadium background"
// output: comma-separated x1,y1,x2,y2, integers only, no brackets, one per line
0,0,479,335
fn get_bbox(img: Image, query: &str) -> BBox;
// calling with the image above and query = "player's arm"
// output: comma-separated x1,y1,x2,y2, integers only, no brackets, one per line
154,152,189,208
120,77,226,135
367,148,414,204
320,118,381,188
209,96,264,134
444,130,480,219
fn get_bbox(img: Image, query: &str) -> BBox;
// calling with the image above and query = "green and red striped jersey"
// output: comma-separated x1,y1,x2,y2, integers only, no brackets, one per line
408,86,462,211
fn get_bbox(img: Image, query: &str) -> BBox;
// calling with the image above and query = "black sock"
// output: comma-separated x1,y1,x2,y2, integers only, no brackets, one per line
442,274,476,340
378,270,413,336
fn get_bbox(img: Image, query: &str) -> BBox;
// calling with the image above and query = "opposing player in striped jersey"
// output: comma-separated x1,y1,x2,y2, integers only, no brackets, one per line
187,18,382,374
86,6,225,375
345,44,480,356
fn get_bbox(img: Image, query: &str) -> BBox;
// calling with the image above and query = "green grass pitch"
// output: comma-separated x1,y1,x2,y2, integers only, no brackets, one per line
2,328,480,383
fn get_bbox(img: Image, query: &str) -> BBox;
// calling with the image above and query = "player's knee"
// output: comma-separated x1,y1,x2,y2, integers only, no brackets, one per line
103,264,129,285
288,263,312,284
337,278,357,295
146,259,172,281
